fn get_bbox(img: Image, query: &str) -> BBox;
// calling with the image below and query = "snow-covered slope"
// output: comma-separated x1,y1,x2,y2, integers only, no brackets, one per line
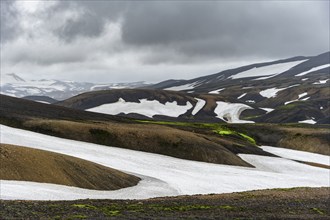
1,125,329,200
148,51,329,124
229,60,307,79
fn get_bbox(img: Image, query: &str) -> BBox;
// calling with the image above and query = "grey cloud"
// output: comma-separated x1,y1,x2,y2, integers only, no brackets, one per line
1,1,329,83
0,1,20,43
121,1,329,62
54,1,127,41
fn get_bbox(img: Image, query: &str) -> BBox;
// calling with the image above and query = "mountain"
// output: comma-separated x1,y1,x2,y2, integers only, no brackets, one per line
151,52,329,93
58,52,329,124
0,73,150,100
22,96,59,104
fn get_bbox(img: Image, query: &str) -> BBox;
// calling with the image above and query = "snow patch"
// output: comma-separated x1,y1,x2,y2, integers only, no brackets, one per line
284,92,309,105
295,64,330,76
208,88,225,94
298,92,308,99
214,101,254,123
259,88,285,98
192,98,206,115
260,108,274,113
313,79,329,85
237,93,247,99
298,119,316,124
229,60,307,79
87,98,193,118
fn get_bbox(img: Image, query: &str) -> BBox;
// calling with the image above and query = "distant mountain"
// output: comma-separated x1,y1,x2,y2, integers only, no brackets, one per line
22,96,58,104
58,52,329,124
0,74,151,100
150,52,329,93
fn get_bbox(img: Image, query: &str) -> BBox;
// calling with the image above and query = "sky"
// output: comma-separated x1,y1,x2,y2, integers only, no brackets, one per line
1,1,329,83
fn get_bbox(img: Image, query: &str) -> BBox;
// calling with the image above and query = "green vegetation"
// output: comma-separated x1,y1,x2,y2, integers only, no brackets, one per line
311,207,325,215
238,133,256,145
219,205,236,210
1,188,329,219
147,204,213,212
72,204,97,209
214,127,256,145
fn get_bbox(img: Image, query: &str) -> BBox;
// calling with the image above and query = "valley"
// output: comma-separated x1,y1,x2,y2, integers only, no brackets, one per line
1,52,329,219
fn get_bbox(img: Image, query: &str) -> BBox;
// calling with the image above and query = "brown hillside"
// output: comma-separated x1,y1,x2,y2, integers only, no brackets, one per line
0,144,140,190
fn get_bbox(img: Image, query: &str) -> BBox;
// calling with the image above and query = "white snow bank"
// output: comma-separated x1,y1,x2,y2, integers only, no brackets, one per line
313,79,329,85
284,92,308,105
87,98,193,118
0,125,329,200
261,146,329,166
237,93,247,99
260,108,274,113
192,98,206,115
230,60,307,79
295,64,330,76
298,119,317,124
260,88,286,98
214,101,254,123
208,88,225,94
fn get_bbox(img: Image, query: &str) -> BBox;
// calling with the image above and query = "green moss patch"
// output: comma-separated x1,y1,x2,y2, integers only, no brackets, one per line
214,127,256,145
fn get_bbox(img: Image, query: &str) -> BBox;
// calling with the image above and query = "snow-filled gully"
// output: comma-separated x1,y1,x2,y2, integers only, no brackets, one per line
0,125,329,200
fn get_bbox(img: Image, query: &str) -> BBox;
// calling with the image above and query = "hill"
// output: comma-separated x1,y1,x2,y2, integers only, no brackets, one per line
0,144,140,190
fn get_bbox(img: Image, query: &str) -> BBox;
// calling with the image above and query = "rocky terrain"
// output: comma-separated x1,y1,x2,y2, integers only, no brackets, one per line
1,187,329,219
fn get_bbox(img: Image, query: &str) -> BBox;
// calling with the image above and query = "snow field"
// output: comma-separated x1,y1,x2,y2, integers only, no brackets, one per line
87,98,193,118
261,146,329,166
229,60,307,79
0,125,329,200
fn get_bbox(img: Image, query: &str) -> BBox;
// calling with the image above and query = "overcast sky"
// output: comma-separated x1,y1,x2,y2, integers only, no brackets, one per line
1,1,329,83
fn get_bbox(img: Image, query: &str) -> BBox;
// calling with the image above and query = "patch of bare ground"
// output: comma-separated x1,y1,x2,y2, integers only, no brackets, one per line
0,144,140,190
21,119,253,167
1,187,329,219
225,124,330,155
